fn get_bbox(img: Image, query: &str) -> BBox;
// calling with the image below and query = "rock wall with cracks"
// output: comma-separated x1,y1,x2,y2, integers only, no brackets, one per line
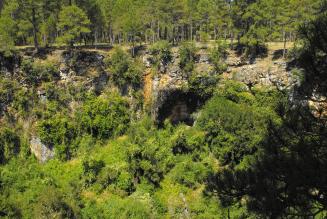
145,47,214,125
1,46,325,162
144,46,301,125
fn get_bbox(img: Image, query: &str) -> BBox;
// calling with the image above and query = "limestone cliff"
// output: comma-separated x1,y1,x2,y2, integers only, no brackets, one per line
1,44,325,162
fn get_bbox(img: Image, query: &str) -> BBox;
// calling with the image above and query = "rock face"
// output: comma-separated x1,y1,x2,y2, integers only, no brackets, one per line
226,53,327,120
59,50,109,93
143,47,314,124
145,47,213,124
307,91,327,119
0,52,21,76
61,50,105,76
144,47,302,124
30,137,55,163
224,52,299,90
2,46,325,164
232,62,297,90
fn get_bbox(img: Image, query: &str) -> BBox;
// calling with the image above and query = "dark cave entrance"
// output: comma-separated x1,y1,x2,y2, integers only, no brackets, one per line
157,90,204,127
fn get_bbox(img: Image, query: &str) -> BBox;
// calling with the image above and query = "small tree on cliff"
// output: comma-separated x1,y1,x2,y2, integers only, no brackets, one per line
57,5,91,47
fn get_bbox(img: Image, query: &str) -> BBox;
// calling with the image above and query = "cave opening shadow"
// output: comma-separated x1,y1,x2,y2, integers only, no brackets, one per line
157,90,205,127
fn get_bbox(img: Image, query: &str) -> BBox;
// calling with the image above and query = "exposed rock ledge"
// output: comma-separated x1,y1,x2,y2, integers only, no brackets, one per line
30,137,55,163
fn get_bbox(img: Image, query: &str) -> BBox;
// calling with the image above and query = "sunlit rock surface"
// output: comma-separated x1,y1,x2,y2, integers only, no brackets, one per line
30,137,55,163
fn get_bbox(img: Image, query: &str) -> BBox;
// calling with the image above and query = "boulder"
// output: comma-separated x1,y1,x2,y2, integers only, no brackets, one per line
142,54,153,68
30,137,55,163
226,55,247,67
198,53,210,64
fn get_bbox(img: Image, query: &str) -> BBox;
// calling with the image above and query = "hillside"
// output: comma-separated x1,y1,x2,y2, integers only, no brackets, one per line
1,0,327,218
0,38,326,218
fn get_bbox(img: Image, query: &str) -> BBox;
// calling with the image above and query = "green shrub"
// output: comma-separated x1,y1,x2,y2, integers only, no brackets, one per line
171,126,206,155
97,166,135,194
198,31,209,43
149,40,172,68
0,198,21,218
37,114,76,160
116,171,134,193
216,80,251,103
76,91,130,139
41,82,71,104
21,58,59,85
168,158,209,188
238,40,268,58
34,187,78,218
210,41,228,74
197,95,271,167
82,158,105,187
188,71,219,99
179,42,198,74
106,47,143,89
102,196,153,219
0,78,34,118
0,127,21,164
12,88,33,117
126,118,175,186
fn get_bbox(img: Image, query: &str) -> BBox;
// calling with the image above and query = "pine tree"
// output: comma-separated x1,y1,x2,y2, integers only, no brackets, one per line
0,1,18,54
57,5,91,46
17,0,44,51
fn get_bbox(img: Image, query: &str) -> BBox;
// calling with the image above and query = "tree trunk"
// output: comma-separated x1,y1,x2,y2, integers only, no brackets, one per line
172,26,176,45
42,33,47,47
190,22,193,41
151,21,155,43
32,7,39,51
95,30,98,44
214,26,218,40
283,29,287,59
231,32,234,49
224,28,227,41
164,26,168,40
157,21,160,40
131,35,135,57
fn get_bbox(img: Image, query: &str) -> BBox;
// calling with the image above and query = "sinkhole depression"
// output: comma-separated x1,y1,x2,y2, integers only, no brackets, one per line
155,89,205,127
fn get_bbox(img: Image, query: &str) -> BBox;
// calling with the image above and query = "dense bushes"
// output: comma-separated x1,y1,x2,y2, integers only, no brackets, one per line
77,92,130,139
82,158,105,188
179,42,198,74
0,76,297,218
37,114,76,160
149,40,172,69
197,81,283,167
21,58,60,85
0,127,21,164
34,187,77,219
209,42,228,74
37,92,130,160
1,28,325,217
0,78,34,118
188,71,219,99
106,47,143,89
126,118,175,186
